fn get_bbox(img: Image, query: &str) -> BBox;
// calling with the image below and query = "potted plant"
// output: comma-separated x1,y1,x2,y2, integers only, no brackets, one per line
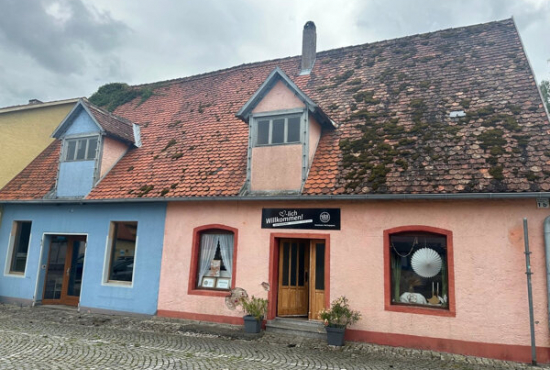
319,296,361,346
240,295,268,333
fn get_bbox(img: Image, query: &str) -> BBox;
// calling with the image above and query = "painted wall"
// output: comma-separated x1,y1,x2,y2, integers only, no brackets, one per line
250,145,302,191
308,115,321,167
57,161,96,197
158,199,550,361
252,81,305,113
64,109,100,136
56,109,101,198
0,203,166,314
100,137,129,179
0,102,75,189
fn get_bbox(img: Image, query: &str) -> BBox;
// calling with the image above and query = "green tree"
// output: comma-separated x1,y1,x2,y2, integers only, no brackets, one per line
541,80,550,113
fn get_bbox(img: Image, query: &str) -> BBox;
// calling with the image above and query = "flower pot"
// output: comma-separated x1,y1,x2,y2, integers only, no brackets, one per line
325,326,346,346
243,315,262,333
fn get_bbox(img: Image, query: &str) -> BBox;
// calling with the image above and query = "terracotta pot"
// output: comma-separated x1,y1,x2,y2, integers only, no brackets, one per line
325,326,346,346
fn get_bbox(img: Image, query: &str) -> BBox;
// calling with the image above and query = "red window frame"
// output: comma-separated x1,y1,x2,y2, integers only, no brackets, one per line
187,224,238,297
383,225,456,317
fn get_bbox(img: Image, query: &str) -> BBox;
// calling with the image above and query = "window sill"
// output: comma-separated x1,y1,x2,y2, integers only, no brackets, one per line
103,280,133,288
254,142,302,148
385,303,455,317
5,272,25,278
188,288,230,297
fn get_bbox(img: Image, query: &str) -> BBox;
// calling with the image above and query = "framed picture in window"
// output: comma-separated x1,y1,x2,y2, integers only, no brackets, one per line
216,278,230,290
207,260,221,277
201,277,216,288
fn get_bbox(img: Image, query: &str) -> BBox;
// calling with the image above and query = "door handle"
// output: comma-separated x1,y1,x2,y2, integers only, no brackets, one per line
66,267,70,276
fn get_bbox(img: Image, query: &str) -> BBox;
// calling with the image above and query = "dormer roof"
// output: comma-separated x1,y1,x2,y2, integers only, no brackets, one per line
236,67,335,128
52,99,140,146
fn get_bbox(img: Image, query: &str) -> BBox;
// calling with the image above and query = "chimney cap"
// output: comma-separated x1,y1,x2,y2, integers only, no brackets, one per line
28,99,43,105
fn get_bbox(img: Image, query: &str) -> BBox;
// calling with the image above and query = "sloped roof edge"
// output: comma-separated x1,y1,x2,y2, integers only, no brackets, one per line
236,67,335,127
51,99,104,139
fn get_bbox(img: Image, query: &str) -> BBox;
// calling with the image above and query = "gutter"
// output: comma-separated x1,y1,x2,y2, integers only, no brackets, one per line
1,192,550,205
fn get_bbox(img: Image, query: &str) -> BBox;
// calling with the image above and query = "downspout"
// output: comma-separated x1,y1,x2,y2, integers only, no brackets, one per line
543,216,550,330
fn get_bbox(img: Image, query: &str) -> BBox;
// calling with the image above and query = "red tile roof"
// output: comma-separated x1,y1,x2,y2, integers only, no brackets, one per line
82,99,137,145
1,18,549,201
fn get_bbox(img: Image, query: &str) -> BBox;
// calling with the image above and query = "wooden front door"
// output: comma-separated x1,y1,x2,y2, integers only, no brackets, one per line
277,239,326,319
42,235,86,306
278,239,309,316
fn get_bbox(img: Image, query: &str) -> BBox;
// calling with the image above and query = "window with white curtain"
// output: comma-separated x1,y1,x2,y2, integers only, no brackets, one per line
197,231,234,290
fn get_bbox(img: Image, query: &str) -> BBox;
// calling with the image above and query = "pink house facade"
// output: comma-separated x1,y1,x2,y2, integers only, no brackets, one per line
157,199,550,362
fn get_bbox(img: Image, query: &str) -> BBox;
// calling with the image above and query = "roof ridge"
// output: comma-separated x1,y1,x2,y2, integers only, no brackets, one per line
129,18,513,91
315,17,514,58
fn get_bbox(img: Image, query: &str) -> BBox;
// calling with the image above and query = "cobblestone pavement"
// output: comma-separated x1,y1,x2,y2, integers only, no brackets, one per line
0,304,545,370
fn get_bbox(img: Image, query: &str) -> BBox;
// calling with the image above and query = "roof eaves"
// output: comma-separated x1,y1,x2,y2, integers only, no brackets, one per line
0,98,80,114
2,191,550,205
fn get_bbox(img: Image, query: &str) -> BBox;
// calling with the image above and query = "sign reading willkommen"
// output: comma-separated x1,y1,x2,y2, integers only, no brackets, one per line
261,208,341,230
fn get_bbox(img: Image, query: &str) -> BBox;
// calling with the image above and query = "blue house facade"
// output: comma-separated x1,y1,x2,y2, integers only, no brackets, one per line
0,202,166,314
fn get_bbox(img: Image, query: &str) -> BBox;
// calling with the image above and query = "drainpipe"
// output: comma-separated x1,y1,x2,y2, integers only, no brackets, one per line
543,216,550,331
523,218,536,366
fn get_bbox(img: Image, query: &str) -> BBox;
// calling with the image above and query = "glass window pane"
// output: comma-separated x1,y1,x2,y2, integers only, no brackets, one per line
108,222,137,282
282,242,289,286
66,140,76,161
315,243,325,290
287,117,301,142
67,241,86,297
298,242,305,286
272,119,285,144
390,232,448,308
257,120,269,145
75,139,86,160
43,236,67,299
197,232,233,290
86,138,98,160
9,221,32,273
290,242,297,286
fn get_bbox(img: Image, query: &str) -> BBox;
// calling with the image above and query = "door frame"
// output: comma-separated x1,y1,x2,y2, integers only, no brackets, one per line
37,233,88,307
268,232,330,321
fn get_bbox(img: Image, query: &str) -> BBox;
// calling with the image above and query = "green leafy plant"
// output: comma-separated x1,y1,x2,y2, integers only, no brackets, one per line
319,296,361,329
240,296,268,321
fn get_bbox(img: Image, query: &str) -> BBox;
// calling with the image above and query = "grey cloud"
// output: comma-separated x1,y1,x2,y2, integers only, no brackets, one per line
0,0,130,74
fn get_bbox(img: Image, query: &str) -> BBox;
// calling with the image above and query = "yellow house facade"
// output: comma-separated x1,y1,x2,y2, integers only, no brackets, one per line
0,99,79,189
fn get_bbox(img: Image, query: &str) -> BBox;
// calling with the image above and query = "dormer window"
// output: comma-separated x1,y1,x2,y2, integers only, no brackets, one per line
63,137,98,162
255,114,302,146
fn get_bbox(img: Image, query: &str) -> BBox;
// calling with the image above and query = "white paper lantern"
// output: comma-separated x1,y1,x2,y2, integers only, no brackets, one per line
411,248,442,278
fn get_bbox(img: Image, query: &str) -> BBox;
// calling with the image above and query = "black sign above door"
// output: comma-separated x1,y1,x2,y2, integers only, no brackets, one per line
261,208,340,230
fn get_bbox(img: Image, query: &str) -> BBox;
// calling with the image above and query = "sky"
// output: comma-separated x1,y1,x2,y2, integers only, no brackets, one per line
0,0,549,108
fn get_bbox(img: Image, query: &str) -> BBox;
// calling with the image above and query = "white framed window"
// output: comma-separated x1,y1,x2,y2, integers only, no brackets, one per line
254,114,302,146
6,221,32,275
63,136,98,161
105,221,137,283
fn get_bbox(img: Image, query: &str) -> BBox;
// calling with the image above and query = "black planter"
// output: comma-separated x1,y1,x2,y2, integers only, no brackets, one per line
325,326,346,346
243,315,262,333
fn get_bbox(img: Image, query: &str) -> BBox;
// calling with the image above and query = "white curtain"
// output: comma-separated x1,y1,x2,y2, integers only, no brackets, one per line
218,234,234,279
197,234,219,286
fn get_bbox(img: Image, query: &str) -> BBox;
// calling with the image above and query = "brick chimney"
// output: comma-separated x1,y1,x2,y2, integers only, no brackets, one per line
300,21,316,75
